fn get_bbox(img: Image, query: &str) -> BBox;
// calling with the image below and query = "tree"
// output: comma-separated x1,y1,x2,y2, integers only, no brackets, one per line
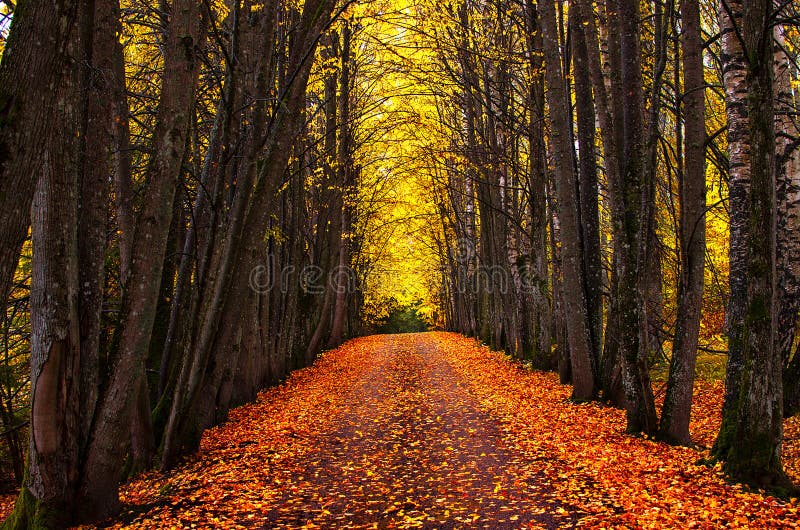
773,23,800,418
571,6,603,374
328,21,355,349
0,0,81,314
77,0,204,514
161,0,337,469
659,0,707,445
523,0,552,368
538,0,597,401
711,0,790,489
613,0,658,434
4,0,84,524
572,0,626,407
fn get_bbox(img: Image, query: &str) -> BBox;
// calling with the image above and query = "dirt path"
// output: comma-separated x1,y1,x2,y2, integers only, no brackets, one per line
76,331,800,528
261,333,577,528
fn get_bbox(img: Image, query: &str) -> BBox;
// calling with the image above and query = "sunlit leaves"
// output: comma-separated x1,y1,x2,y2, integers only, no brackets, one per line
345,2,446,326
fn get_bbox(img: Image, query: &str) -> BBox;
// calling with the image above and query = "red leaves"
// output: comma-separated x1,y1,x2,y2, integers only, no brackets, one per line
19,332,797,528
0,494,14,520
433,332,800,528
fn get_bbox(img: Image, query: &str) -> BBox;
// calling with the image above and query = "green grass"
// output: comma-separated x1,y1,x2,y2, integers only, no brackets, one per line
650,352,727,383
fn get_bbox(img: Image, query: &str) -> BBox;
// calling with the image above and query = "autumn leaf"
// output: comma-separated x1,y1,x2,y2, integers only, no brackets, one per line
27,333,792,529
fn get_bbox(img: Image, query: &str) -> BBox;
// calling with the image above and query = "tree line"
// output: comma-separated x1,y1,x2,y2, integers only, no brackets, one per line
417,0,799,491
0,0,401,525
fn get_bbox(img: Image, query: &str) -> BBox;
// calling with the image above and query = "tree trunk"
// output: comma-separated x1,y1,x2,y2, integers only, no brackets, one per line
0,0,80,312
77,0,120,443
712,0,789,489
659,0,706,445
162,0,335,469
77,0,203,517
111,36,134,282
550,201,570,381
784,345,800,418
5,0,115,525
773,24,800,418
538,0,596,401
522,4,551,362
571,9,603,380
328,23,353,350
7,13,84,516
572,0,626,407
307,29,342,359
155,0,249,439
615,0,658,434
716,0,750,431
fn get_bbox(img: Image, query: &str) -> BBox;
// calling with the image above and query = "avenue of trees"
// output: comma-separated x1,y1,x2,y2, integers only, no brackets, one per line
0,0,797,526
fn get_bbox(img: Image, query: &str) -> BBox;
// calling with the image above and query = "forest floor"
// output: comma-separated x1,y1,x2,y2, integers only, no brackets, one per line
3,332,800,528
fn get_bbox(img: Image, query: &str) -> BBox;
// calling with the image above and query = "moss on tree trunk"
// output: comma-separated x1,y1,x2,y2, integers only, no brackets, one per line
2,487,63,530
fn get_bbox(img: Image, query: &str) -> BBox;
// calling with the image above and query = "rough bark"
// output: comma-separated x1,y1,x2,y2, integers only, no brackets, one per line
0,0,80,313
572,0,626,406
162,0,335,468
9,107,82,530
773,24,800,418
785,345,800,418
712,0,790,490
659,0,706,445
538,0,596,400
549,199,570,381
111,36,134,283
571,9,603,381
77,0,203,517
525,33,552,366
717,0,750,428
615,0,658,434
5,0,114,525
77,0,120,444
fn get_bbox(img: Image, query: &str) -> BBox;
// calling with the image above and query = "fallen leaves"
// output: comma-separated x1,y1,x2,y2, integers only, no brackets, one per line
81,334,579,528
0,494,14,520
2,332,799,528
431,332,800,529
83,336,384,528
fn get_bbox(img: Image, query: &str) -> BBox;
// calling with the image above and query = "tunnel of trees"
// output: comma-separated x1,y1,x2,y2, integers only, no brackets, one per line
0,0,798,526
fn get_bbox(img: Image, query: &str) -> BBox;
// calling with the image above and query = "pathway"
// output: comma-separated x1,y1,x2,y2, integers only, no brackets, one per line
103,332,797,529
261,333,577,528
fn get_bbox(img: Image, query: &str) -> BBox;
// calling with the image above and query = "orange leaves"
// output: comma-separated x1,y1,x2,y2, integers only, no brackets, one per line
431,332,800,528
83,336,383,529
53,332,800,528
0,494,14,520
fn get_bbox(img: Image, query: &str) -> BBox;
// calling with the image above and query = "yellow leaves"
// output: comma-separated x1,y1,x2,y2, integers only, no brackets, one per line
433,332,800,529
46,333,800,529
338,4,447,326
0,494,14,521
